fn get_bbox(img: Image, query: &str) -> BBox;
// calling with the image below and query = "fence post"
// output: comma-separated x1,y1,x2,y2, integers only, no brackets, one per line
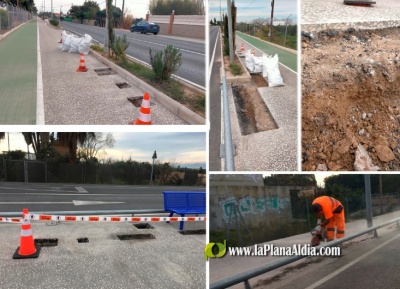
305,199,311,229
168,10,174,35
45,161,47,183
24,161,28,182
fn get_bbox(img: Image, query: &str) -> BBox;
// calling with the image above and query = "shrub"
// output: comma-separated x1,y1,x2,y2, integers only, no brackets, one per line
50,19,59,26
0,10,12,28
111,34,130,62
229,63,242,75
91,44,103,52
149,45,183,82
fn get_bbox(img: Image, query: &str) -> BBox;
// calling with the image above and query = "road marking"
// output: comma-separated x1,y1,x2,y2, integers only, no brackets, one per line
305,233,400,289
72,200,125,206
0,201,125,205
36,19,45,124
209,28,220,82
75,187,88,193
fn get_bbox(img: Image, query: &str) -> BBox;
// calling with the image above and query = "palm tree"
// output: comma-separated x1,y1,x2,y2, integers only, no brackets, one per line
22,132,51,161
57,133,95,164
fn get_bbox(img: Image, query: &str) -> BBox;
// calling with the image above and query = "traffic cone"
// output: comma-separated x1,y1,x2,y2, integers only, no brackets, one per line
13,208,41,259
129,92,152,125
76,53,88,72
241,43,245,51
59,33,62,43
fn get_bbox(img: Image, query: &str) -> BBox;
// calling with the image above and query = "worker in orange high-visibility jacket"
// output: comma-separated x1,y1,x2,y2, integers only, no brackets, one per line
311,196,345,241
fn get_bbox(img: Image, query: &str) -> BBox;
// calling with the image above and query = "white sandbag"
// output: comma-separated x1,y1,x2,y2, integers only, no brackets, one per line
245,49,255,72
79,34,92,55
61,34,73,52
262,54,270,78
59,30,69,50
263,54,285,87
68,36,82,53
253,56,263,73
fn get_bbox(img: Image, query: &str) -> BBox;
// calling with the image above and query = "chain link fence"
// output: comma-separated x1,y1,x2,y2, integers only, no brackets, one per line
0,1,33,35
0,158,204,186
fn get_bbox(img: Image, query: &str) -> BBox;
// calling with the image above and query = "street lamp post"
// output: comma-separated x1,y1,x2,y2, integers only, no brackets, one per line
150,150,157,185
284,13,292,47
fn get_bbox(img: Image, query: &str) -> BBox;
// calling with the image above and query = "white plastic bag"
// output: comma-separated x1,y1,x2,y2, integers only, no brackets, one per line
262,54,270,78
263,54,285,87
68,36,82,53
253,56,263,73
59,30,69,50
61,34,73,52
245,49,255,72
78,34,92,55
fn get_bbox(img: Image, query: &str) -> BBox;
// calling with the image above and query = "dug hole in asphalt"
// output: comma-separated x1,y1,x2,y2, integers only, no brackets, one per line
210,210,400,289
0,218,206,288
39,19,194,125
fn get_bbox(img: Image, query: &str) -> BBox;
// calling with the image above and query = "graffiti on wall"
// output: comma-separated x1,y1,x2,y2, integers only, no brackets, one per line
219,195,290,223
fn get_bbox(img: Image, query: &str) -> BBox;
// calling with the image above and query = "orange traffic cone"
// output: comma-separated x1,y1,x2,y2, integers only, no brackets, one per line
76,53,88,72
241,43,245,51
129,92,152,125
13,208,41,259
59,33,62,43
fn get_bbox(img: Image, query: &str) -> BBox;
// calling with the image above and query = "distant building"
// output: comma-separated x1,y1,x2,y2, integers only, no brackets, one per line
273,20,286,26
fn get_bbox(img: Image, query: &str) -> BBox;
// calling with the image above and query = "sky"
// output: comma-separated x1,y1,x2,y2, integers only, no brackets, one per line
209,0,298,24
35,0,151,18
0,132,206,169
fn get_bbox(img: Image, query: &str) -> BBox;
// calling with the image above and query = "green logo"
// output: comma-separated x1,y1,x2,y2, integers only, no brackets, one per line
204,240,226,260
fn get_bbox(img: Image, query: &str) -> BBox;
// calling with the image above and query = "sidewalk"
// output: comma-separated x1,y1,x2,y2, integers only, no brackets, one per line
38,19,186,125
210,210,400,288
302,0,400,32
0,21,37,124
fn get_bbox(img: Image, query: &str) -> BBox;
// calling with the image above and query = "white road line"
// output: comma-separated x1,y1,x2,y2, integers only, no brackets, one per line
36,20,45,124
305,233,400,289
0,201,125,205
75,187,88,193
0,202,71,204
73,200,125,206
208,28,220,82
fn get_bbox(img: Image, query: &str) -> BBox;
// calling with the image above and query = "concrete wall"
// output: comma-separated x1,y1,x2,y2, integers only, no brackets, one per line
210,174,315,230
148,14,205,39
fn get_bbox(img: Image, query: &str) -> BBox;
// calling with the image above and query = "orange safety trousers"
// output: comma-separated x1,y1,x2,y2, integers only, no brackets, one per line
326,209,345,241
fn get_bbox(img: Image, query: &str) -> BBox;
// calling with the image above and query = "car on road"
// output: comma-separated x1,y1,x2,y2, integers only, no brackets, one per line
130,21,160,35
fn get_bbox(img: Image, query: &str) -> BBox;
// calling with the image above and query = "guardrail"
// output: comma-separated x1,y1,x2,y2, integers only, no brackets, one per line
210,216,400,289
222,75,235,171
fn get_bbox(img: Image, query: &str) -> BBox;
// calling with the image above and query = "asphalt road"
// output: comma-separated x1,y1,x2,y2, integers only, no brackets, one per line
60,22,205,88
0,183,205,213
263,229,400,289
208,26,222,171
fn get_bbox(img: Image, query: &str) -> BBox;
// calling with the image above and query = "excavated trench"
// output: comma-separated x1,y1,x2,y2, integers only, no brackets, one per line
302,27,400,171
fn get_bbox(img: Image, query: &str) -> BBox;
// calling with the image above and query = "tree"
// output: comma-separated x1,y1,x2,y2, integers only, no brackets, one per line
149,0,205,15
57,133,95,164
5,150,25,160
264,174,317,187
22,132,52,161
77,133,115,162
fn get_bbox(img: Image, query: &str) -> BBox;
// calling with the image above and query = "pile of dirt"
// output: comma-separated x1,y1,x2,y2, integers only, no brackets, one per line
302,27,400,171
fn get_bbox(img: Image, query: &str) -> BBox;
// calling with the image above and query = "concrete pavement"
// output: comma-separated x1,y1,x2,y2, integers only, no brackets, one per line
0,218,206,289
302,0,400,32
210,210,400,288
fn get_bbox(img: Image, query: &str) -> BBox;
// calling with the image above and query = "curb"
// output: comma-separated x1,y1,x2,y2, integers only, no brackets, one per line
89,50,205,125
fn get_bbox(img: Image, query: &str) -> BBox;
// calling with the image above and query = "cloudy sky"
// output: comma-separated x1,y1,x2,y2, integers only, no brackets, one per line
35,0,150,18
0,132,206,169
209,0,298,24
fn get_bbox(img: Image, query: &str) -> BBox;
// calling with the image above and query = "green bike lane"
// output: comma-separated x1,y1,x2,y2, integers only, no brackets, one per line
236,31,297,72
0,19,37,124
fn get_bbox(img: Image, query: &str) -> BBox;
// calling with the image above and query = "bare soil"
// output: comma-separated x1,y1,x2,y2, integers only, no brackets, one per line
302,27,400,171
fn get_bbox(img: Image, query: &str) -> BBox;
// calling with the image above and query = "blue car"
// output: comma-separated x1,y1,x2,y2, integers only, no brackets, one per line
130,21,160,35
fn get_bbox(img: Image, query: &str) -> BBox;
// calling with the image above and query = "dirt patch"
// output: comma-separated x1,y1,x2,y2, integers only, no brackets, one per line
302,27,400,171
252,74,269,87
224,55,246,78
232,83,277,135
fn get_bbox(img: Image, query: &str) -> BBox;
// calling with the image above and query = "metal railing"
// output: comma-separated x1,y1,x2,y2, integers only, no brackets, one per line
222,76,235,171
0,1,33,35
210,216,400,289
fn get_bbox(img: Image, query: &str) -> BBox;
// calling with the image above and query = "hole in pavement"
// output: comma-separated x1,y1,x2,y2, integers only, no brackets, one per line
178,229,206,235
116,82,132,89
94,68,117,76
117,234,156,240
232,84,278,136
77,237,89,243
34,238,58,247
127,96,155,107
134,223,154,229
